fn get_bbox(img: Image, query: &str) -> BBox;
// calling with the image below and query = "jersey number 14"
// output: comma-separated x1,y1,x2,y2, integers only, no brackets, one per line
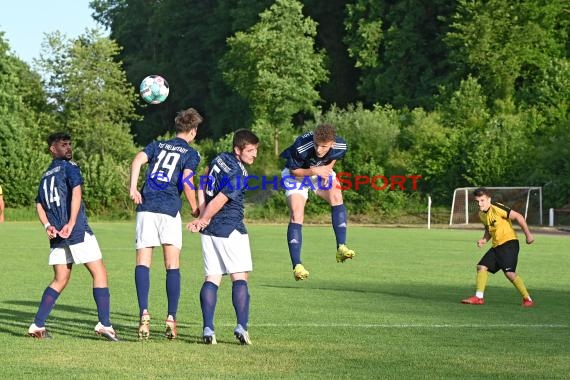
42,176,61,209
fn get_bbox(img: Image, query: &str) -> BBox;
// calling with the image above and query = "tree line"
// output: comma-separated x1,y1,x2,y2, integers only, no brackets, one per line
0,0,568,221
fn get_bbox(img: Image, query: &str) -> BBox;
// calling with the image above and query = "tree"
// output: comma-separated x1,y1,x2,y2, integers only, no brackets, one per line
303,0,360,107
220,0,329,155
391,108,455,202
0,33,53,207
36,29,139,213
344,0,456,109
91,0,177,144
525,59,570,206
446,0,569,102
91,0,272,143
434,77,535,197
343,0,384,70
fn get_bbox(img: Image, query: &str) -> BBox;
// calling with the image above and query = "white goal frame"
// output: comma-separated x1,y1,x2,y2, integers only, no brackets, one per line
449,187,543,226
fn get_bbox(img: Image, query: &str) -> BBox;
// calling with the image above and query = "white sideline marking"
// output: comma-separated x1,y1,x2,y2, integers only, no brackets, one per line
247,323,568,328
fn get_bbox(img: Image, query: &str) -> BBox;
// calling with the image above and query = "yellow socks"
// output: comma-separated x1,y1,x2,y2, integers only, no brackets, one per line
475,270,488,298
512,275,531,299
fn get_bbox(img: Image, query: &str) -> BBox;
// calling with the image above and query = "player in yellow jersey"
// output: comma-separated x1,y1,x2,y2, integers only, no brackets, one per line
461,187,535,307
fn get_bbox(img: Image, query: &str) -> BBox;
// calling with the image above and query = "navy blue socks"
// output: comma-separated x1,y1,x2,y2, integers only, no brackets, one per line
287,222,303,267
135,265,150,316
34,286,60,327
331,204,347,247
166,268,180,319
232,280,250,329
93,287,111,326
200,281,218,330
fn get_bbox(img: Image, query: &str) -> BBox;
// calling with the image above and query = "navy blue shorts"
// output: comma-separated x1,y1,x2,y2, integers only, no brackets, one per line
478,239,520,274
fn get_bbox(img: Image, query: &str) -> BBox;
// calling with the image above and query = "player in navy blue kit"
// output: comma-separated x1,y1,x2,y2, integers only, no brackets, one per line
129,107,203,340
280,123,356,281
188,129,259,345
28,132,118,341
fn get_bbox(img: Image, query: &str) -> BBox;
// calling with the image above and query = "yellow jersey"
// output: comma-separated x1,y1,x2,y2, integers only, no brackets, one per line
478,202,517,247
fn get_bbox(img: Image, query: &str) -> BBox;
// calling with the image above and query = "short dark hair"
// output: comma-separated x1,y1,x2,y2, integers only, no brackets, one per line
233,129,259,150
47,132,71,148
175,108,203,133
473,187,491,197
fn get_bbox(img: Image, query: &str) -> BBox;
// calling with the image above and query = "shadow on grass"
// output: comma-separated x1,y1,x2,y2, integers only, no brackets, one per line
0,300,245,344
0,300,133,341
259,280,570,311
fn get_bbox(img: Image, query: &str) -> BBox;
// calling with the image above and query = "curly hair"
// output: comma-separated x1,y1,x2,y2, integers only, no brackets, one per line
313,123,336,143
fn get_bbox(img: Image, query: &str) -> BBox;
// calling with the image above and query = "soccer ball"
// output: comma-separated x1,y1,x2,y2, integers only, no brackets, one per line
139,75,169,104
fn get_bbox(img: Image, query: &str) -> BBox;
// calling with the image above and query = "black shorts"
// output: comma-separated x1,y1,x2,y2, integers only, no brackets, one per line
478,239,520,274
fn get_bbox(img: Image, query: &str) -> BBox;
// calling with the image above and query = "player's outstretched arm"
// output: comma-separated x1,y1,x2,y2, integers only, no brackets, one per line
510,210,534,244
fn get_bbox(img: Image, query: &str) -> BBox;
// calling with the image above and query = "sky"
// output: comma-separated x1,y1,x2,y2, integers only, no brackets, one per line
0,0,100,64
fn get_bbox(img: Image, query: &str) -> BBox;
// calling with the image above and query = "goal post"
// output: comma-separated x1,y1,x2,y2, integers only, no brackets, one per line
449,187,543,226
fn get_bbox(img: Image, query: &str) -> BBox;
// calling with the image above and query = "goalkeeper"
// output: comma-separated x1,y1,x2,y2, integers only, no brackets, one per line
461,187,535,307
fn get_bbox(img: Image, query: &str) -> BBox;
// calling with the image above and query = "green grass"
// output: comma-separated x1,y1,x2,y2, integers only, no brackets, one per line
0,222,569,379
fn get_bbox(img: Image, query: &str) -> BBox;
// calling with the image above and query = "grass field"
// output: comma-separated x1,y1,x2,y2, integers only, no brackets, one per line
0,222,569,379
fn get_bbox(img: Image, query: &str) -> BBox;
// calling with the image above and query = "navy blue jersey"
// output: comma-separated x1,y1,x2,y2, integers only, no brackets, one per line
137,137,201,217
36,159,92,248
280,131,347,170
201,152,248,238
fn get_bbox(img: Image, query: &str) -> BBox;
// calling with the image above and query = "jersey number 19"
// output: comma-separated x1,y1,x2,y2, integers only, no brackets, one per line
151,150,181,183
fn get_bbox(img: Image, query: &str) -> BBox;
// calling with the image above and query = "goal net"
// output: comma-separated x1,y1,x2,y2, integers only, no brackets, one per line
449,187,543,226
